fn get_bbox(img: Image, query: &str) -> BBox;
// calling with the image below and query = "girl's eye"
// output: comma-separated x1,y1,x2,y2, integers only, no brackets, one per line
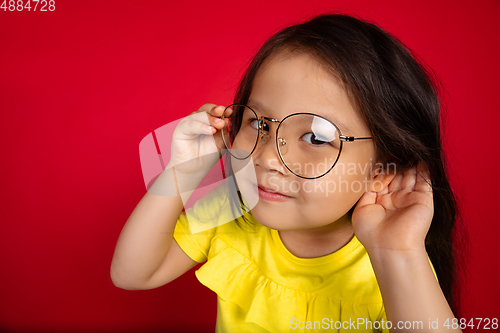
248,118,269,132
249,119,260,130
261,122,269,132
300,133,329,146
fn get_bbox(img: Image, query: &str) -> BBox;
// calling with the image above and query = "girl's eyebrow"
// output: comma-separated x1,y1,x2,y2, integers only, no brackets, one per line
247,98,350,134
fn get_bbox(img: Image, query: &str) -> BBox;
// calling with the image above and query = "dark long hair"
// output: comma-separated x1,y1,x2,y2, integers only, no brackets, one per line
224,13,467,318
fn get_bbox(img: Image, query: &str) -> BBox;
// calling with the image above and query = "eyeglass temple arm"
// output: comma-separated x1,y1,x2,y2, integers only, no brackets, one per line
339,136,373,142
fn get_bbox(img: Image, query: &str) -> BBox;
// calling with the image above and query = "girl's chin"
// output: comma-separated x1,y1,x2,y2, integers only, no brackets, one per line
250,207,298,230
250,204,349,232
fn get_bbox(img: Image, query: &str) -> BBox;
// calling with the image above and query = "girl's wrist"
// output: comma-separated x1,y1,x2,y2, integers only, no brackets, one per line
365,244,427,266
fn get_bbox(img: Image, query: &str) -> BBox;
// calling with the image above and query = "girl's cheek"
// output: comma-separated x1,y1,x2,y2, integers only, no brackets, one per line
300,177,342,197
299,174,372,198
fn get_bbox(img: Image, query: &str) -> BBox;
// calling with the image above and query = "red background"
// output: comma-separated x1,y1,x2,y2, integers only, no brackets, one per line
1,0,499,332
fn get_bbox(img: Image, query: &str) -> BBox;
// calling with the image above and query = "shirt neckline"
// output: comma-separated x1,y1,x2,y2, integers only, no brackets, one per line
270,228,361,266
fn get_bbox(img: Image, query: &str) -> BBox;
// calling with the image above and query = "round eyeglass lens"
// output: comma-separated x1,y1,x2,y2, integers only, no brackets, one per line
221,104,260,160
277,114,341,178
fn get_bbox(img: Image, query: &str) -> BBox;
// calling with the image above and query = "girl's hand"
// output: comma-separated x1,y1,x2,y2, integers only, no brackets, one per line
351,162,434,254
167,104,231,174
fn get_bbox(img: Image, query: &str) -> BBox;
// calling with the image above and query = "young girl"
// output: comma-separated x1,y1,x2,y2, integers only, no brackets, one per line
111,13,464,332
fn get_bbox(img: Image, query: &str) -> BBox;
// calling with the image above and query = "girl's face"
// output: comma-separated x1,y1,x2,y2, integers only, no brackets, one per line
242,51,380,231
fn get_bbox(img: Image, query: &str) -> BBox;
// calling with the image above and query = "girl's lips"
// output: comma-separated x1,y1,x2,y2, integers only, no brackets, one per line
257,185,292,202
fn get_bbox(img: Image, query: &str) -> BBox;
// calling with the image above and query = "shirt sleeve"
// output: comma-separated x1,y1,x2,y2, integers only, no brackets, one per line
428,254,439,282
376,306,391,333
173,181,236,263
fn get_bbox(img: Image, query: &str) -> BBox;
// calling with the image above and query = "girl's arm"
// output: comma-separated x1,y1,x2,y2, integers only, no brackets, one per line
110,185,196,290
110,104,228,290
368,248,457,332
352,162,461,333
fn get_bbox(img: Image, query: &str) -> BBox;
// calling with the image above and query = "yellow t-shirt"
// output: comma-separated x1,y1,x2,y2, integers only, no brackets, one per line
173,184,437,333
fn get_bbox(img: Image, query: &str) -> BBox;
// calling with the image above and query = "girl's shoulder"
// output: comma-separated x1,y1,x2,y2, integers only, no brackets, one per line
173,180,264,263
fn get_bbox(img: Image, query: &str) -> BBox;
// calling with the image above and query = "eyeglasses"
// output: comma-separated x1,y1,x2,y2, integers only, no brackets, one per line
220,104,373,179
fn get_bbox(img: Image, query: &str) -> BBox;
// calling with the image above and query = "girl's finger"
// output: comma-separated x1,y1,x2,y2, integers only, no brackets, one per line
415,161,432,192
184,109,212,125
207,106,231,129
208,105,232,119
376,171,397,194
184,109,223,131
388,172,403,192
357,191,377,209
210,115,225,129
207,105,222,117
378,184,390,195
183,119,216,137
401,166,417,191
224,106,234,118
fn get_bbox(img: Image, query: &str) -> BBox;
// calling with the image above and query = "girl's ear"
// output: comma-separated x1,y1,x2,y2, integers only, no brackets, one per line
368,167,397,192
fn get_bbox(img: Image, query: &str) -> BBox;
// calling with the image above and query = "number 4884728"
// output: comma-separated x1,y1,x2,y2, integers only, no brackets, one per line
443,318,498,330
1,0,55,11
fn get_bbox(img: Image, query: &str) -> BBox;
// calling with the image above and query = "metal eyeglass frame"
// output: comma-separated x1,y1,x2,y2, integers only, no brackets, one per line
221,104,373,179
